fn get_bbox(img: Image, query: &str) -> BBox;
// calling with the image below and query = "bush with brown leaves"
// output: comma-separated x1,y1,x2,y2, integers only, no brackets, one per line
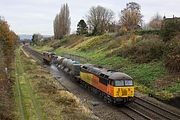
164,38,180,73
118,39,165,63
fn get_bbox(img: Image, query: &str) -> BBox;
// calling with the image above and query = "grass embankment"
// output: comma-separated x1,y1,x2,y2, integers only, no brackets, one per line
33,45,54,52
33,34,180,100
15,47,95,120
54,48,168,98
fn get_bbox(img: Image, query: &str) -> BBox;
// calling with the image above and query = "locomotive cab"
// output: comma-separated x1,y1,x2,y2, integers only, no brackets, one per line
80,64,134,103
108,72,134,102
42,52,55,64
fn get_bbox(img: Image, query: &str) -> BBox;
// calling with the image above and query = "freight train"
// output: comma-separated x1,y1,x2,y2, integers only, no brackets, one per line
42,52,134,103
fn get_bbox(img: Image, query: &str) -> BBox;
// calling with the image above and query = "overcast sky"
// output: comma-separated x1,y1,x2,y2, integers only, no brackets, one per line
0,0,180,35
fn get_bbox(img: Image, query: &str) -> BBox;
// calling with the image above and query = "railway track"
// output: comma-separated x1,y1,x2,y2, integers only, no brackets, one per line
23,46,180,120
23,46,43,60
134,96,180,120
119,105,153,120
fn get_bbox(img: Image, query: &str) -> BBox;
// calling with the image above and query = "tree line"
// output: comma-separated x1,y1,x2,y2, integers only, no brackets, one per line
53,2,163,39
0,18,18,70
0,17,19,119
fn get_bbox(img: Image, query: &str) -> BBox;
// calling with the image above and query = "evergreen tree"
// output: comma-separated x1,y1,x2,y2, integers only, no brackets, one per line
76,19,88,35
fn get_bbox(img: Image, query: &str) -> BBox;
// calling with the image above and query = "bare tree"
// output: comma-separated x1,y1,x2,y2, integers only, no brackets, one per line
119,2,143,31
87,5,114,35
53,3,71,39
148,13,162,30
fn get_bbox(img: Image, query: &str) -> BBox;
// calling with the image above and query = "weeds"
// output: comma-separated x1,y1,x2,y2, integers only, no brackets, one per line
75,34,113,51
164,37,180,73
117,39,165,63
35,33,179,100
20,49,95,120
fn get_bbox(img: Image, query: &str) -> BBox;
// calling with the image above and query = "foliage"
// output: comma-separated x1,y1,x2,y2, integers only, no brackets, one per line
161,18,180,42
0,19,18,57
166,83,180,93
119,2,143,31
76,19,88,35
0,18,18,72
164,37,180,73
0,17,18,120
87,5,114,35
117,39,165,63
164,52,180,74
134,30,161,35
154,90,174,100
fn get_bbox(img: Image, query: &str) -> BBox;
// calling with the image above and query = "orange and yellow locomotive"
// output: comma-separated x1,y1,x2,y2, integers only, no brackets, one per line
80,64,134,103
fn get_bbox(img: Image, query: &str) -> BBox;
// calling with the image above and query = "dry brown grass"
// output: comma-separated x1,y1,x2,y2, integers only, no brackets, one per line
165,54,180,73
21,50,96,120
67,36,87,49
153,75,180,89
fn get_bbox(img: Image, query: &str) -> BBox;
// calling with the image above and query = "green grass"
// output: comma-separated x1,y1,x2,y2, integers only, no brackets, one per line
123,62,166,87
32,33,179,100
73,34,112,51
166,83,180,93
33,45,53,52
15,48,45,120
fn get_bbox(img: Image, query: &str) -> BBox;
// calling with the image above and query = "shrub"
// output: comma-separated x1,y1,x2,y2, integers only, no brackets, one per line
135,30,161,35
118,39,165,63
50,41,61,49
161,18,180,42
164,37,180,73
164,52,180,73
